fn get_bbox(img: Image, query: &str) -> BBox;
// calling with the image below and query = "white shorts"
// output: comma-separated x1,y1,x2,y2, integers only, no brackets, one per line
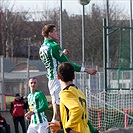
48,78,61,105
27,122,48,133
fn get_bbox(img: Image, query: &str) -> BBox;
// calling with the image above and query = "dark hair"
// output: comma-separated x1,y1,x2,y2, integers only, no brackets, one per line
42,24,56,38
15,93,20,97
58,62,74,82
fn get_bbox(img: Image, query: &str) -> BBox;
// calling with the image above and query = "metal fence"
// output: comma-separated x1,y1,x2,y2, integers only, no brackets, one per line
1,56,133,131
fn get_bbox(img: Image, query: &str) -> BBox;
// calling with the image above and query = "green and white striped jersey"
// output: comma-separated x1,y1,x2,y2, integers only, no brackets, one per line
39,39,82,80
28,90,48,124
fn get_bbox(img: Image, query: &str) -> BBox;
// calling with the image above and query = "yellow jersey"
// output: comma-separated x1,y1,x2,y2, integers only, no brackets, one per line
59,84,90,133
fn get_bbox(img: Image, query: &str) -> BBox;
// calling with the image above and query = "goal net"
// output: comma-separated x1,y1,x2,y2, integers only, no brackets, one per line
86,90,133,132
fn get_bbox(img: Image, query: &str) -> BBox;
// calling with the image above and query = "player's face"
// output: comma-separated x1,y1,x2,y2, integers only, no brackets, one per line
28,78,38,93
49,27,58,41
15,96,20,101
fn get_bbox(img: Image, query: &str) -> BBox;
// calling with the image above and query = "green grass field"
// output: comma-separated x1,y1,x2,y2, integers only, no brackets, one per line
5,95,51,102
5,95,53,121
5,95,52,109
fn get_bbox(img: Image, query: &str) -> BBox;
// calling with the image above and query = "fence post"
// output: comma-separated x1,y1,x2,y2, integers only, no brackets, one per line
124,109,128,128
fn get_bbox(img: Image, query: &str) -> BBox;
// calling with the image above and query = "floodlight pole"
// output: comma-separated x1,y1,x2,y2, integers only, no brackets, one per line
26,37,31,96
5,9,9,58
82,4,86,94
82,5,85,67
106,0,110,89
78,0,91,93
130,0,133,89
1,56,4,110
60,0,63,48
79,0,91,67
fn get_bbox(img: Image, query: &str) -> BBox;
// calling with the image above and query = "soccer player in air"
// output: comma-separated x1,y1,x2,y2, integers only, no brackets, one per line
39,24,97,122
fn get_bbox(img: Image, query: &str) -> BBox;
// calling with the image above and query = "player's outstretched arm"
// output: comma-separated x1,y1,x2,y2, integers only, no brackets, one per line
84,68,97,75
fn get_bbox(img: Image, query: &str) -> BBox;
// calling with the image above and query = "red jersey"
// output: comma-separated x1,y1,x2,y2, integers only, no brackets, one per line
11,99,25,117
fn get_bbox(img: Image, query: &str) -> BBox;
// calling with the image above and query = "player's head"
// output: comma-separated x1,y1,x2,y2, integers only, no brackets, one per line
42,24,58,41
28,77,38,93
57,62,74,82
15,93,21,101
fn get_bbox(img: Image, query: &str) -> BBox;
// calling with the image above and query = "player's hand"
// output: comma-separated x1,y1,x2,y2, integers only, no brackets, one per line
63,49,70,55
46,122,61,133
25,110,34,121
25,115,31,121
84,68,97,75
25,111,34,117
25,111,31,121
25,112,29,117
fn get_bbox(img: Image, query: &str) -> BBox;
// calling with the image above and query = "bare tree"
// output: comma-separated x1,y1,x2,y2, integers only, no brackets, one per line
84,3,129,66
0,1,130,66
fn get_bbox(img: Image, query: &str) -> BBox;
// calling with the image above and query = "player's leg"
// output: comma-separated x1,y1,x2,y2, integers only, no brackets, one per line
19,117,26,133
38,122,48,133
48,79,61,122
27,124,37,133
51,89,60,121
13,117,19,133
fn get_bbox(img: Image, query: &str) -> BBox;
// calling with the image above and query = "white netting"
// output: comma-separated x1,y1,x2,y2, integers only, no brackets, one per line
86,90,133,132
74,72,133,132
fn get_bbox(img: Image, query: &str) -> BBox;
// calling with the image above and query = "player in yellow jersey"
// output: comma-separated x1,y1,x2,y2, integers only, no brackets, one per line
46,62,99,133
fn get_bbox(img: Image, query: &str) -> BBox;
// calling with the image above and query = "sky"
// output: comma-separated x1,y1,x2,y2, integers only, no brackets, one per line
2,0,132,20
4,0,131,13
